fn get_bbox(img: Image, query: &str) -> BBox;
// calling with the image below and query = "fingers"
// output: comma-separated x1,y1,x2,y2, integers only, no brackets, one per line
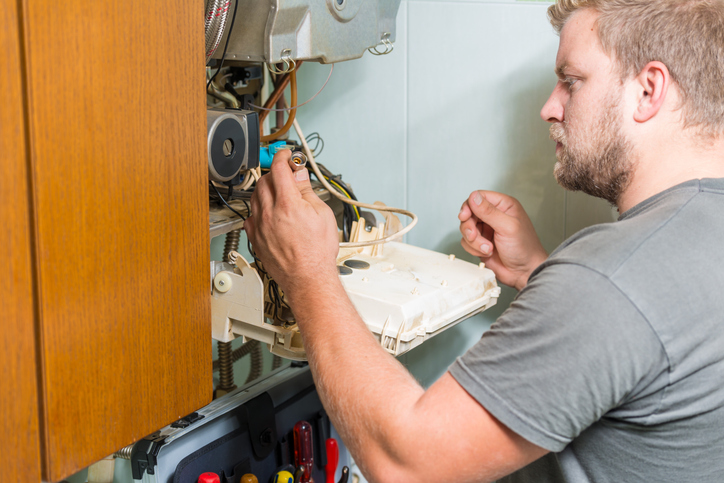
269,151,328,212
466,191,515,235
460,215,480,243
465,230,493,257
461,236,493,259
269,150,300,199
459,201,472,222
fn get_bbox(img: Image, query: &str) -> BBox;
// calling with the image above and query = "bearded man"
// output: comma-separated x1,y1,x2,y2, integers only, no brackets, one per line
246,1,724,481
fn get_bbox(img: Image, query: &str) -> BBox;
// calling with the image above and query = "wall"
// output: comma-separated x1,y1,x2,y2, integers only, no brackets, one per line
290,0,616,387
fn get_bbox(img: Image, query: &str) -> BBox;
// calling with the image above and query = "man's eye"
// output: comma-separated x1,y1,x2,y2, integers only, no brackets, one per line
564,78,579,89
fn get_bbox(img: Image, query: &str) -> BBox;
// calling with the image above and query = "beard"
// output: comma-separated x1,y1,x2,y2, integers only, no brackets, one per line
549,92,636,206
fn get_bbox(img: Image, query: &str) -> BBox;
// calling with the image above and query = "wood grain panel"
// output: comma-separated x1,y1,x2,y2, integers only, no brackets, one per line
0,0,42,481
20,0,212,479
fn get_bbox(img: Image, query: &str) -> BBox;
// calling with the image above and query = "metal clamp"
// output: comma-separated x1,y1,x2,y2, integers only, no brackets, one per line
267,49,296,74
368,32,393,56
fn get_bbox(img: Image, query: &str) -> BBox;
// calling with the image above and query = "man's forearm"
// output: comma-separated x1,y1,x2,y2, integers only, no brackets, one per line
289,276,425,482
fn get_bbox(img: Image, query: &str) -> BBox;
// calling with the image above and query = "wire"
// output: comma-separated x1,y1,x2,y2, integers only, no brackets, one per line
305,132,324,157
249,64,334,112
247,238,289,323
326,177,360,219
292,118,419,248
260,68,297,142
206,0,239,91
210,182,247,220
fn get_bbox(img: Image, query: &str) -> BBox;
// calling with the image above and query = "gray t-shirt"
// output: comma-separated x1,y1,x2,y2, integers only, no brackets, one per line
449,178,724,482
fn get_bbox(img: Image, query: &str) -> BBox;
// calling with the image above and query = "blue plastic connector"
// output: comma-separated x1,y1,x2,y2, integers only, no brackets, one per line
259,141,289,169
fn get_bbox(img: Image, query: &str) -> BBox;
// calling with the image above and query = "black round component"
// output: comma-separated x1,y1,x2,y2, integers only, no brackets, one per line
210,117,246,180
344,259,370,270
337,265,353,276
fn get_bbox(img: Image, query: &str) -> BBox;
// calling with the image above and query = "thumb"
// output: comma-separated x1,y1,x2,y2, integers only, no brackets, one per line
467,191,515,235
293,167,318,204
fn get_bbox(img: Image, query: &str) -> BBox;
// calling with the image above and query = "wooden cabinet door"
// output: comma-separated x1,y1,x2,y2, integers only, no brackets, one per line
15,0,213,480
0,0,42,480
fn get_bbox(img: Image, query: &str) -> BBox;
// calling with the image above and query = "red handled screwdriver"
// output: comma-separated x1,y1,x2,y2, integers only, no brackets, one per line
325,438,339,483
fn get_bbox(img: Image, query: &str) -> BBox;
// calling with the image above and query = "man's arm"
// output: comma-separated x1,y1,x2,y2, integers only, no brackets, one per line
245,153,548,483
290,277,548,483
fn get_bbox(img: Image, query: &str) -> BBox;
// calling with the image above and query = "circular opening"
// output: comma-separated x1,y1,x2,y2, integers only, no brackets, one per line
344,259,370,270
336,0,345,7
223,138,234,157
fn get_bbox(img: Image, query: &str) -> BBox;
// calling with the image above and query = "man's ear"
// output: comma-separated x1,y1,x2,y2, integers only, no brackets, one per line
633,61,670,123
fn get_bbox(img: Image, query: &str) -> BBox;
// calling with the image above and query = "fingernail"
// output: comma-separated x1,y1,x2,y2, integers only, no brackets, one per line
473,193,483,206
481,243,491,254
464,229,473,240
294,169,309,182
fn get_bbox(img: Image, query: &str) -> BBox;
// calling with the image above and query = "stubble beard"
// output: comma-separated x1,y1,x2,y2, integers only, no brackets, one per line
549,92,636,206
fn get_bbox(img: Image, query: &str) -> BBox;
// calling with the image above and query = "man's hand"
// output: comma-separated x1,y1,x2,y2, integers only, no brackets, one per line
459,191,547,291
244,150,340,303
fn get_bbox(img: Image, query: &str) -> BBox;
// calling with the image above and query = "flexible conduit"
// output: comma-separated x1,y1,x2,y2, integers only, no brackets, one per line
205,0,230,63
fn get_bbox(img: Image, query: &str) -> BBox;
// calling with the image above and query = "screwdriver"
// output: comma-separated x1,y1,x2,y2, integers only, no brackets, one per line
197,473,220,483
325,438,339,483
274,470,294,483
293,420,314,483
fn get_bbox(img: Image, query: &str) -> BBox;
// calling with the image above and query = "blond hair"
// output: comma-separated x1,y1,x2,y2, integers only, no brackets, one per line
549,0,724,137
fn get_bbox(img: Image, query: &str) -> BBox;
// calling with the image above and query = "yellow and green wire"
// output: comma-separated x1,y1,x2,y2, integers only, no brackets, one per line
325,176,360,220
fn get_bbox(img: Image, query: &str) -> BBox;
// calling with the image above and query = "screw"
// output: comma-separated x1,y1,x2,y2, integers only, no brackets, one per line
219,280,225,286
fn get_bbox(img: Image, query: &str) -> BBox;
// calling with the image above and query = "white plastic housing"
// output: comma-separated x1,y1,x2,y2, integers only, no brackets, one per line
211,242,500,360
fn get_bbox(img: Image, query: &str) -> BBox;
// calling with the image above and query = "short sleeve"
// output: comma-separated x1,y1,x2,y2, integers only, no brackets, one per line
449,262,667,452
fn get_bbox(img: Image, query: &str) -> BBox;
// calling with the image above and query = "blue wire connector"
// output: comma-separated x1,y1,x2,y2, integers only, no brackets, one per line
259,141,290,169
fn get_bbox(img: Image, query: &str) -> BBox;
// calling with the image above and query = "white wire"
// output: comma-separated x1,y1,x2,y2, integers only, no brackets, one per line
249,64,334,112
292,118,418,248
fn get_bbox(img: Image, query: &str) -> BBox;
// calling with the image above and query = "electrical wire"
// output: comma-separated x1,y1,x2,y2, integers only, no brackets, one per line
206,0,239,91
305,132,324,157
292,118,419,248
260,68,297,142
249,64,334,112
247,238,289,323
258,68,298,125
326,177,360,219
210,182,247,220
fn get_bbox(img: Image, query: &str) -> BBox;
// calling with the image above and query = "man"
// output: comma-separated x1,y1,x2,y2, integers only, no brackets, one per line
246,1,724,481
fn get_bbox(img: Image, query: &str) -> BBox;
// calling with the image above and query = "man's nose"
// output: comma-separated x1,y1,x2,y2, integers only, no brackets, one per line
540,82,566,123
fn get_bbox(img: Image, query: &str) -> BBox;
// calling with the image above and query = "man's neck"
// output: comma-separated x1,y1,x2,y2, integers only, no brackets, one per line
617,134,724,213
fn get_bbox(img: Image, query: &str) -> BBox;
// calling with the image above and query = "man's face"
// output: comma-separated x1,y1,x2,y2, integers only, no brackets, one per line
540,9,637,206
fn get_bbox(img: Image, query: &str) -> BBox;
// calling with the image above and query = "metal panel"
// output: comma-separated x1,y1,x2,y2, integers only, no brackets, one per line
212,0,402,64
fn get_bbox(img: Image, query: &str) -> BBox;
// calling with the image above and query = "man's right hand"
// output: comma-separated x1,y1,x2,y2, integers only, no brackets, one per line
459,191,548,291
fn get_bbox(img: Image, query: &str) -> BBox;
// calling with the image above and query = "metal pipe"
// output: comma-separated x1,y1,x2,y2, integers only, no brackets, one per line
207,78,241,109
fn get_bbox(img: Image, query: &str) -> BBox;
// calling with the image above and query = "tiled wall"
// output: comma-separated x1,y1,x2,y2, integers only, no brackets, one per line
293,0,615,386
